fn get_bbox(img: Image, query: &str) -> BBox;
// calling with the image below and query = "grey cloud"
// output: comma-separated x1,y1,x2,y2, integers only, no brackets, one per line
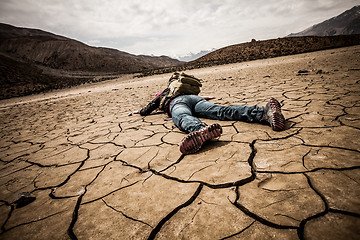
0,0,359,56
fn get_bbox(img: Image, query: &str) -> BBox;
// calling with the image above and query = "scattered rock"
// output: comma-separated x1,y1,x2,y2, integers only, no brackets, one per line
315,69,330,74
298,69,310,74
12,192,36,208
297,69,310,76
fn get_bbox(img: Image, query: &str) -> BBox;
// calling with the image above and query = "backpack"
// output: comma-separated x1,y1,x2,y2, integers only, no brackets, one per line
168,72,202,97
159,72,202,109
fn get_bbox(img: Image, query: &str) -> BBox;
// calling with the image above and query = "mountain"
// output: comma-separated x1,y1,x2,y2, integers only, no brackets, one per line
0,23,182,73
288,5,360,37
178,49,216,62
137,35,360,77
188,6,360,70
191,35,360,68
0,23,182,99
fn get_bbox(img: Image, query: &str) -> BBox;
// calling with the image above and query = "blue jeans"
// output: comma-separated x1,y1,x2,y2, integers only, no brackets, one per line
170,95,264,133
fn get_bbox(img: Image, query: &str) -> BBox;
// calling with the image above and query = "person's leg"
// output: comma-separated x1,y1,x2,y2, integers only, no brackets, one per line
194,98,264,123
170,95,206,133
194,97,285,131
170,95,222,154
179,123,222,154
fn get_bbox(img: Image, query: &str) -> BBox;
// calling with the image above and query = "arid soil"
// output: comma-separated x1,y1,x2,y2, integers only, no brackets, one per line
0,46,359,239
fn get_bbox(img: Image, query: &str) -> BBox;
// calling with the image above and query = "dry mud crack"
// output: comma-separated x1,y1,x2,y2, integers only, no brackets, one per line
0,46,359,239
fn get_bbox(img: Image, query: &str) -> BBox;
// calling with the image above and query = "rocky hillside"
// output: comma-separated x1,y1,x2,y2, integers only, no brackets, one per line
190,35,360,67
288,5,360,37
137,35,360,76
0,23,182,99
0,23,181,73
0,54,97,99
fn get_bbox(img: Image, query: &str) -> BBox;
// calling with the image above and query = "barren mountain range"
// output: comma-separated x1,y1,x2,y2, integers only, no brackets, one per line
288,5,360,37
0,23,182,99
178,5,360,63
137,34,360,77
0,5,360,99
138,6,360,76
0,23,182,73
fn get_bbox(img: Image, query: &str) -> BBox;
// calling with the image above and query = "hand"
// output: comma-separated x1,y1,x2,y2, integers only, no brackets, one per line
128,109,141,116
202,96,216,100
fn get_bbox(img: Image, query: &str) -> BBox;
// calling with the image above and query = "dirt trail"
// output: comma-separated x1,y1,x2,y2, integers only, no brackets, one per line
0,46,359,239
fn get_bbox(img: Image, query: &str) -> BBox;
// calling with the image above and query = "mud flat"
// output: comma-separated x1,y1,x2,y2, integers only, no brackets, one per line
0,45,359,239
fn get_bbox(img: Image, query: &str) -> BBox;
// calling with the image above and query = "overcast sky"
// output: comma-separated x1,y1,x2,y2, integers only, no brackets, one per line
0,0,359,58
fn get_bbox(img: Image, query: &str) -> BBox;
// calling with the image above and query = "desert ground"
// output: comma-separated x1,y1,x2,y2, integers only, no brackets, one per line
0,45,359,239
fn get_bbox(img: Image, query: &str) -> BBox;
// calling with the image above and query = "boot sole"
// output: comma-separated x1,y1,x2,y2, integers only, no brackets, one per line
180,123,222,154
269,98,285,131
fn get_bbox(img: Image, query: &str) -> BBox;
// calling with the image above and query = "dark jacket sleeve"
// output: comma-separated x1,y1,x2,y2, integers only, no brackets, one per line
139,88,169,116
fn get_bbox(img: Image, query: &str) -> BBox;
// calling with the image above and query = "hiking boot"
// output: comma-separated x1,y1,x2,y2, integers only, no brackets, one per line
261,98,285,131
180,123,223,154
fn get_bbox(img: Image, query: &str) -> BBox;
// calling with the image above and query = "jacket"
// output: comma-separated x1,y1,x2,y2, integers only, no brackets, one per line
140,88,176,116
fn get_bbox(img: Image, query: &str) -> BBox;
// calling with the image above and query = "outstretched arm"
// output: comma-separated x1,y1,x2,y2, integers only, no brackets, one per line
131,89,169,116
139,96,161,116
201,96,216,100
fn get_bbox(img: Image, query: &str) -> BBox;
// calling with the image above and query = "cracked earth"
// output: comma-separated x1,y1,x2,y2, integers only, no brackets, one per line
0,46,359,239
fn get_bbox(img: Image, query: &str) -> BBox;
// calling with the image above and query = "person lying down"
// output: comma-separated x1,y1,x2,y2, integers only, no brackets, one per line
132,72,285,154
